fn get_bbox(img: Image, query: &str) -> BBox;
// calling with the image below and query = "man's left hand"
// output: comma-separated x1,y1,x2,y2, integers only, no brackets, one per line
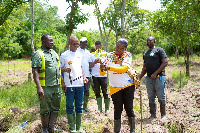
83,78,88,84
62,83,67,93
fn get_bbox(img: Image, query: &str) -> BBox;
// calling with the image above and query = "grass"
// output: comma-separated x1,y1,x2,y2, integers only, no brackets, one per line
0,60,31,73
0,81,38,108
168,55,200,65
171,70,189,88
164,121,199,133
0,60,31,82
0,81,39,132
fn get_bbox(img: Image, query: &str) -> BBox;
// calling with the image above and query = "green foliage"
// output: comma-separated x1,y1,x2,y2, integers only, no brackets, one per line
6,43,23,59
151,0,200,55
0,0,67,59
65,5,90,32
0,0,25,25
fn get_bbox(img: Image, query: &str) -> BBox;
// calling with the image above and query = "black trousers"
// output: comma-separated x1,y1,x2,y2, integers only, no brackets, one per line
92,76,109,99
111,85,135,120
84,77,90,96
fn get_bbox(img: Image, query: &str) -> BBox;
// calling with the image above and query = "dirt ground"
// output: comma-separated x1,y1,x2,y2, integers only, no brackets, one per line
1,59,200,133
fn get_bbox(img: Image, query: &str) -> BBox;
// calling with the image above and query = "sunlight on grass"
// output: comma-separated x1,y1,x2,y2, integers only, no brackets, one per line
0,75,27,82
83,117,111,133
0,81,38,108
190,55,200,62
59,93,67,116
171,70,189,88
0,61,31,75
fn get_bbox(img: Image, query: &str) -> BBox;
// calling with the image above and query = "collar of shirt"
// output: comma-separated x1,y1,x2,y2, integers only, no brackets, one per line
41,46,52,53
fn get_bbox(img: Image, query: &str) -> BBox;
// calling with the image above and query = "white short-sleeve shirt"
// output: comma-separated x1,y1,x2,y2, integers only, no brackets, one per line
77,47,92,77
60,50,84,87
90,54,107,77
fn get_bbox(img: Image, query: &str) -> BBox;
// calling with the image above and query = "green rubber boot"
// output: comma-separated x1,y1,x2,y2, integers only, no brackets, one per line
104,98,110,113
67,113,76,133
96,97,102,112
76,113,85,133
83,96,90,112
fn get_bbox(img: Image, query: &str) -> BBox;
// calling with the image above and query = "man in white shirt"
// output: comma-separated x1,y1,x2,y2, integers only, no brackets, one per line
77,37,92,112
89,41,110,113
60,36,88,133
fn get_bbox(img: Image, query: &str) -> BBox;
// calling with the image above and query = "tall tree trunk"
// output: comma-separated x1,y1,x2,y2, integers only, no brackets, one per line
95,0,111,52
121,0,126,38
102,22,109,51
184,3,190,77
184,46,190,77
175,46,179,59
113,1,121,42
95,0,105,50
66,0,79,50
31,0,35,54
66,34,70,50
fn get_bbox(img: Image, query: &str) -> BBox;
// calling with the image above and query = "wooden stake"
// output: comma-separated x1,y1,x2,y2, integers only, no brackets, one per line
180,71,181,88
139,87,142,132
14,63,15,75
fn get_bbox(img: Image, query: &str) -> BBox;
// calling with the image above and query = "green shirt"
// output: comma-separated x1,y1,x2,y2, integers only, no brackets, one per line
32,47,60,86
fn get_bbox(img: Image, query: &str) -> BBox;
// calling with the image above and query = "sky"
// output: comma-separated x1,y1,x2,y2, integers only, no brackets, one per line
43,0,161,31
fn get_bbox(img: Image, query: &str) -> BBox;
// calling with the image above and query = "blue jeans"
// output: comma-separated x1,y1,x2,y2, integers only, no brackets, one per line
145,76,166,105
65,86,84,114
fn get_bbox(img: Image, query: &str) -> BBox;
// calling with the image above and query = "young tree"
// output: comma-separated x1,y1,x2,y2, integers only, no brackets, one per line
65,0,95,49
152,0,200,77
0,0,27,26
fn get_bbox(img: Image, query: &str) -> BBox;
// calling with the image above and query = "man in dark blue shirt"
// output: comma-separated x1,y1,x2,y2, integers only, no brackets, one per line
138,36,168,119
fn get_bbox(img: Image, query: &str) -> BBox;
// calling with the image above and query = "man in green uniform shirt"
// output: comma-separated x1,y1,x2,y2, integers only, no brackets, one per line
32,34,62,133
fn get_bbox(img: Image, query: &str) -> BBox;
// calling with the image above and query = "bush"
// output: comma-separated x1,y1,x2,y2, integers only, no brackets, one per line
6,43,23,59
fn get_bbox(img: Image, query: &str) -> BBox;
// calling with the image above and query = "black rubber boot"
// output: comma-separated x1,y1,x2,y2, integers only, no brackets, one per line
114,119,121,133
160,104,166,119
48,112,63,133
128,117,135,133
149,103,156,118
41,114,50,133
